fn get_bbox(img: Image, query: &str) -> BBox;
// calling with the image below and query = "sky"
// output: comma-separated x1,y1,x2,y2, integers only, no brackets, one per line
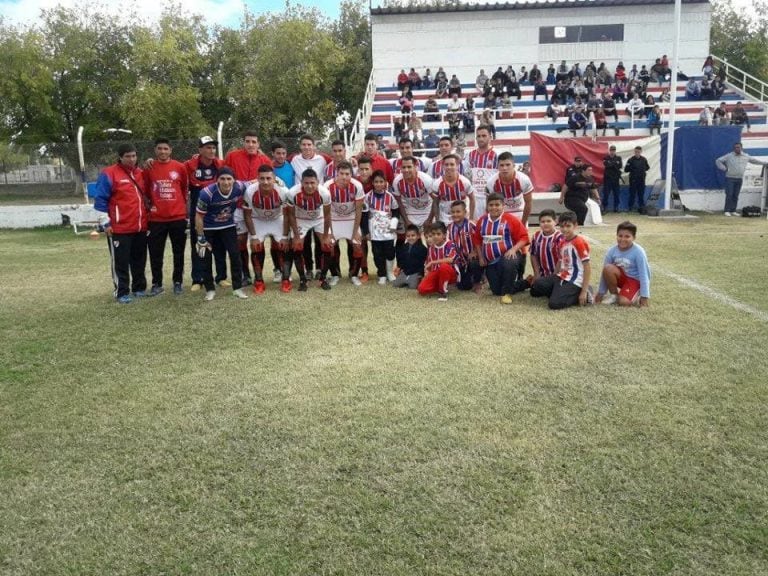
0,0,343,27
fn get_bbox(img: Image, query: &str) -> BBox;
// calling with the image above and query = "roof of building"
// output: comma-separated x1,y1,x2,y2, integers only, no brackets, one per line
370,0,710,16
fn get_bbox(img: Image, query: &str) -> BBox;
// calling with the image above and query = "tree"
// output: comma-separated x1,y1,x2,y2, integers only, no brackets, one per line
331,1,372,119
711,0,768,82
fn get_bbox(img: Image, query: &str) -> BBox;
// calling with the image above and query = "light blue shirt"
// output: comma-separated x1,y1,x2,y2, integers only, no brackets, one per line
598,242,651,298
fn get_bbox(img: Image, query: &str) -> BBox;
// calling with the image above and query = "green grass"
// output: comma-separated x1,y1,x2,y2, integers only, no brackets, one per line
1,215,767,575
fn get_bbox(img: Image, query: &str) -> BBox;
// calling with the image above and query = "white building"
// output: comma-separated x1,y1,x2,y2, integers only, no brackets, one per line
371,0,711,86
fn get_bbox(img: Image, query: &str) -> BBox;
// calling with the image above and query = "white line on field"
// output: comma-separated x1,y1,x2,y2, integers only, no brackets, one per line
585,235,768,323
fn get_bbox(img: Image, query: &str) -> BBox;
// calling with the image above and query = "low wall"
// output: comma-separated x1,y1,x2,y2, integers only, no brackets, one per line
0,204,96,229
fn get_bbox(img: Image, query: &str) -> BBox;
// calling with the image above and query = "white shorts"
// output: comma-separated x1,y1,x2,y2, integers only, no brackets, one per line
250,218,284,242
474,195,486,220
292,219,324,239
234,208,247,235
332,220,356,241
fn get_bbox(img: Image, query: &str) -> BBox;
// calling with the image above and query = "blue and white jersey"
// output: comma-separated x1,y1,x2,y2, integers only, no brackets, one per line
196,181,248,230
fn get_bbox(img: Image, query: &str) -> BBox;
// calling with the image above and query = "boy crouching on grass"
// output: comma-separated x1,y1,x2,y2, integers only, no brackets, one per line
392,224,428,289
541,211,593,309
418,221,458,302
529,209,564,299
595,221,651,307
448,200,483,293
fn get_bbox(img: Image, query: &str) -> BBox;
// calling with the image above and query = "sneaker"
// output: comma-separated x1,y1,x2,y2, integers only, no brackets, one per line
378,277,387,285
173,283,183,295
150,285,165,297
724,212,732,217
501,294,513,305
320,279,331,291
233,288,248,299
437,294,448,302
280,279,292,293
133,290,149,298
190,283,202,293
204,290,216,301
328,275,340,287
298,281,308,292
360,272,370,284
273,269,282,283
314,270,322,280
601,293,617,305
218,279,232,287
351,276,362,287
253,280,266,295
117,294,133,304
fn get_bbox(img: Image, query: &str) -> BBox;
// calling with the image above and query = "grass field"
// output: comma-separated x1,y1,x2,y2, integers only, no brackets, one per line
1,214,767,575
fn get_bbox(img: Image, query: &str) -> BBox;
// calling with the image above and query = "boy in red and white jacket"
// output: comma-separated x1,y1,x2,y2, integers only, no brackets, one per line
418,221,458,301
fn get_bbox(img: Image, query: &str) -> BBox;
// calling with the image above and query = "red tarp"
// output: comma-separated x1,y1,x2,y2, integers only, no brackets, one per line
529,133,608,191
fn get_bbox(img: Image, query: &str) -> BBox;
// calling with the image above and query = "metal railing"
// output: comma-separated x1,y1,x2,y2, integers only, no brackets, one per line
713,54,768,104
348,69,377,154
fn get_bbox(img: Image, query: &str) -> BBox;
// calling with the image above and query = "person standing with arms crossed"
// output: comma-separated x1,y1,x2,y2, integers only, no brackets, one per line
716,142,767,216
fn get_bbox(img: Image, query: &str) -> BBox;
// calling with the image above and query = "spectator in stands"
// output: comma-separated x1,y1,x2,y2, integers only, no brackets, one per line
597,63,613,87
628,64,639,82
650,59,666,84
422,68,433,89
546,64,556,85
408,68,421,89
464,96,476,132
448,74,462,97
424,96,440,122
424,129,439,159
475,69,488,94
505,65,517,80
506,75,522,100
602,92,618,122
447,94,465,137
571,63,582,78
571,78,588,102
547,101,562,123
480,110,496,139
501,94,513,119
568,107,588,137
685,78,701,100
586,93,602,115
711,77,725,100
646,105,662,135
698,106,713,126
409,113,423,143
533,79,548,101
627,94,645,119
659,87,671,103
556,60,569,83
552,80,569,105
435,67,448,84
615,61,627,83
393,117,404,143
492,78,505,100
435,76,448,98
629,80,647,102
594,107,610,137
700,78,714,100
702,55,715,79
529,64,542,85
713,101,730,125
643,93,656,117
519,66,529,84
482,84,495,110
585,61,597,75
492,67,507,85
399,88,414,127
612,82,627,104
638,65,651,85
730,102,751,130
397,69,409,91
660,54,670,75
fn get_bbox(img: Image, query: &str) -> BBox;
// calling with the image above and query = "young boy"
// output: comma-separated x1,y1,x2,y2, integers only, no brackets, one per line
393,224,428,289
472,193,529,304
418,221,458,301
529,209,564,299
547,211,592,309
595,221,651,307
447,200,482,292
364,170,400,284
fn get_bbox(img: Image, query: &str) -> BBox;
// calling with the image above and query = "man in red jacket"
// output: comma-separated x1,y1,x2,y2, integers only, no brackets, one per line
224,131,273,286
185,136,225,291
143,138,189,296
94,143,149,303
361,133,394,183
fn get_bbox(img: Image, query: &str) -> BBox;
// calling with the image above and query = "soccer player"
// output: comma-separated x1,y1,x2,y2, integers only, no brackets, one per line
429,136,468,179
224,131,273,287
392,156,434,235
355,156,374,282
291,134,328,280
243,164,290,294
185,136,225,291
484,151,534,225
361,133,395,183
431,154,475,225
270,140,295,189
194,167,249,301
472,192,529,305
284,168,333,292
548,211,592,309
325,161,365,286
143,138,188,295
364,170,400,284
447,200,482,292
324,139,348,182
93,143,149,303
528,209,564,299
418,221,458,301
465,125,499,217
595,221,651,307
390,137,431,175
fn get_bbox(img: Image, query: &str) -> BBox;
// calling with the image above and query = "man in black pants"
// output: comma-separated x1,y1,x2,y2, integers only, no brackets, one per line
624,146,650,212
602,145,623,212
560,165,599,225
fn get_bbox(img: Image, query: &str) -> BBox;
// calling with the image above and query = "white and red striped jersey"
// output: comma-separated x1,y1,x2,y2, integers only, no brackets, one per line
364,190,399,241
286,184,331,224
558,235,591,287
390,156,432,175
431,175,475,224
429,156,468,179
447,218,476,267
426,240,458,273
530,229,563,277
392,172,433,226
484,172,534,217
466,147,499,201
326,178,364,222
